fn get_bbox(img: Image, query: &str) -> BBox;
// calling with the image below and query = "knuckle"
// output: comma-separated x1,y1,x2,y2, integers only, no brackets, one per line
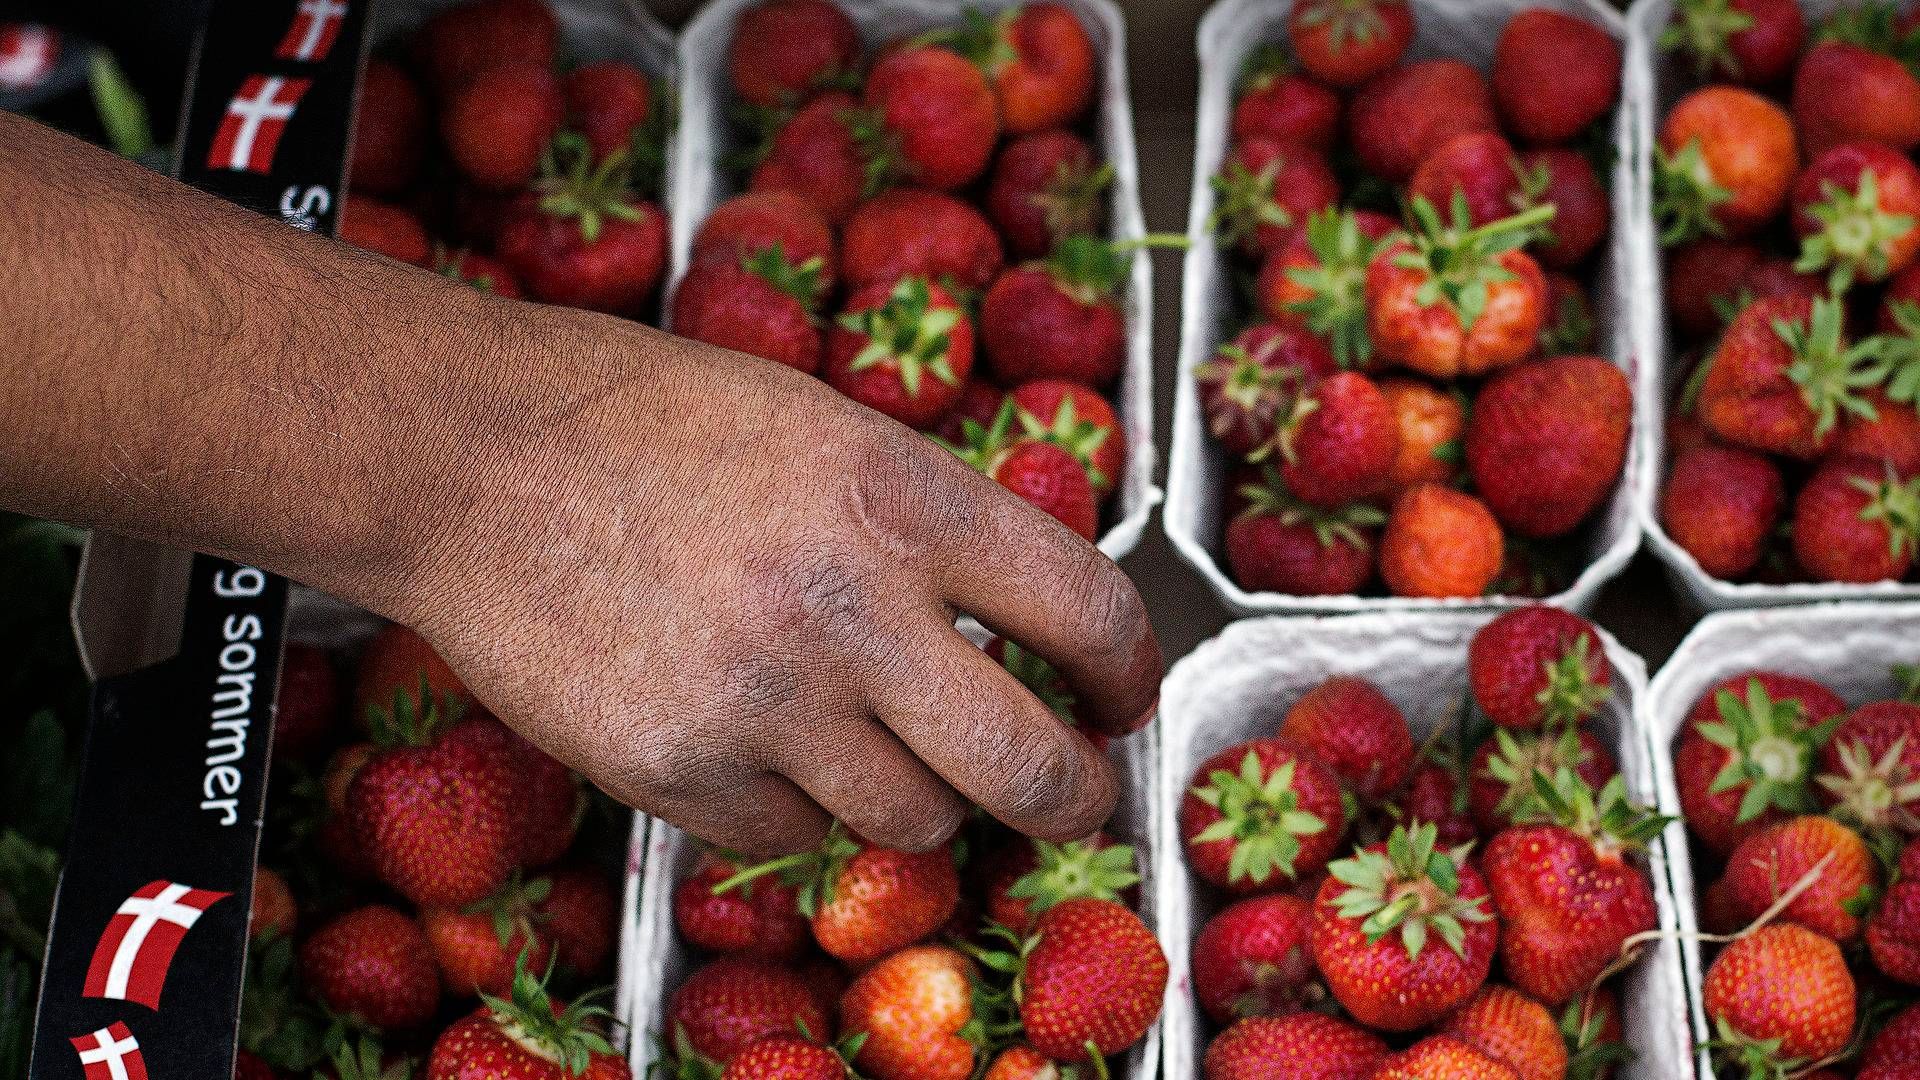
741,540,880,644
857,796,964,853
1062,550,1149,662
991,724,1089,825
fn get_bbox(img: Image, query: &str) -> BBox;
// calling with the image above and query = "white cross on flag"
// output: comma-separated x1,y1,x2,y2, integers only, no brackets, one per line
82,880,230,1010
0,23,58,90
69,1023,149,1080
206,75,311,174
275,0,349,62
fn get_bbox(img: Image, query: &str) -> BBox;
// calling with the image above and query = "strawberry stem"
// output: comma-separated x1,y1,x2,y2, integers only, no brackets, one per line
1658,0,1759,80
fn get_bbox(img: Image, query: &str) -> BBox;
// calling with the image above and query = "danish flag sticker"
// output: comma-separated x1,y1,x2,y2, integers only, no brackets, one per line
68,1023,149,1080
206,74,311,174
274,0,349,62
80,880,230,1010
0,23,58,90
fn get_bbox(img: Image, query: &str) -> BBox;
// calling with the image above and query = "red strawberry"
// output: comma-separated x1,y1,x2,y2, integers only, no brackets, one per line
750,91,867,225
722,1035,857,1080
828,276,974,428
441,61,564,191
986,129,1108,260
674,253,826,374
1287,0,1414,88
1698,296,1882,460
1202,1013,1387,1080
1468,606,1613,730
1834,389,1920,474
693,191,837,287
937,3,1095,135
427,961,623,1080
1468,353,1631,538
564,60,652,164
437,248,524,298
1667,239,1764,340
1818,699,1920,832
1009,378,1125,498
955,413,1103,540
535,865,615,977
1515,148,1611,270
1719,815,1879,941
272,644,338,762
1703,923,1855,1067
422,874,555,998
1379,484,1506,599
981,833,1137,933
1014,898,1167,1061
842,188,1004,292
1378,377,1466,495
1225,470,1384,596
234,1050,278,1080
1409,132,1522,230
1661,444,1785,579
1192,893,1320,1025
1869,879,1920,983
1211,138,1341,258
1234,46,1341,151
934,379,1008,444
1439,985,1569,1080
249,867,294,940
1259,208,1398,369
669,955,831,1065
1660,0,1805,85
1366,200,1551,379
1795,456,1920,582
1195,323,1336,458
300,905,440,1030
722,827,959,965
727,0,861,108
1310,823,1497,1030
1743,255,1827,307
1272,370,1397,508
1492,10,1619,146
1794,29,1920,156
1371,1036,1520,1080
861,44,999,191
1860,1003,1920,1076
1481,773,1667,1005
437,713,581,867
1469,726,1619,835
1673,672,1846,855
1559,985,1629,1080
1791,141,1920,290
840,946,977,1080
1348,60,1497,183
350,61,424,195
1655,86,1798,243
495,147,668,315
1278,675,1414,801
340,196,432,267
1394,758,1480,846
1181,737,1347,893
676,852,810,960
414,0,557,96
981,235,1141,388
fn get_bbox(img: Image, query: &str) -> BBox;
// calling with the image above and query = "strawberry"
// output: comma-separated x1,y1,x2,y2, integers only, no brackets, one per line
750,91,867,225
669,955,832,1065
934,379,1008,444
1372,1036,1521,1080
720,1035,856,1080
1868,880,1920,982
1468,606,1612,730
728,0,861,109
437,248,524,298
1012,897,1167,1061
341,196,432,267
1467,354,1632,539
1674,672,1846,855
721,826,959,965
840,945,978,1080
1743,256,1827,306
693,191,837,288
1794,13,1920,156
1703,923,1855,1069
564,60,652,165
981,235,1146,389
673,253,826,374
1440,985,1569,1080
1195,324,1334,458
249,867,295,940
1377,377,1465,495
1560,986,1630,1080
1655,86,1798,244
1860,1003,1920,1076
844,189,1004,293
1365,199,1552,379
351,61,425,195
1191,893,1320,1025
981,832,1137,933
273,644,339,762
1661,444,1785,579
955,411,1102,539
426,960,622,1080
1286,0,1414,89
1009,379,1125,499
300,905,440,1031
676,851,810,960
1794,456,1920,583
1468,727,1619,836
861,44,999,191
1259,208,1397,369
1348,60,1498,183
1515,148,1611,270
1482,772,1668,1005
1666,239,1764,340
1818,700,1920,833
986,129,1109,260
1202,1013,1387,1080
828,276,973,428
935,3,1095,135
441,61,564,191
1660,0,1806,85
1274,370,1398,507
414,0,557,96
1409,132,1522,230
233,1050,278,1080
535,865,614,978
1791,141,1920,291
1210,138,1341,258
1181,737,1347,893
312,1037,417,1080
980,1046,1059,1080
1833,389,1920,474
1698,296,1886,460
1719,815,1879,941
1234,46,1341,151
496,142,668,315
1492,9,1619,146
1311,823,1497,1030
1224,471,1384,596
1379,484,1505,598
1278,675,1414,801
1394,758,1481,847
421,873,555,997
438,714,581,867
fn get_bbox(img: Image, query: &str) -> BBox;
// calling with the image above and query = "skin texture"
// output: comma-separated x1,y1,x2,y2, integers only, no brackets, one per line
0,112,1161,860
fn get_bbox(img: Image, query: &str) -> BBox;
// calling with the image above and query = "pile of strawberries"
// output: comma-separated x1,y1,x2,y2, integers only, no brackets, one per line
1184,606,1662,1078
1654,0,1920,586
1672,660,1920,1077
655,637,1164,1080
335,0,669,317
1193,0,1632,601
231,626,626,1080
670,0,1141,542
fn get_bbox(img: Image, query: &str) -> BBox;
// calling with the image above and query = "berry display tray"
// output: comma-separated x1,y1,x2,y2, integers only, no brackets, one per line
1155,611,1697,1078
1163,0,1649,615
666,0,1161,561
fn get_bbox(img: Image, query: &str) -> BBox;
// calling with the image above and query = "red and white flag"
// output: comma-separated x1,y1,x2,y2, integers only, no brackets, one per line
206,75,311,174
82,880,230,1010
275,0,349,62
69,1023,149,1080
0,23,58,90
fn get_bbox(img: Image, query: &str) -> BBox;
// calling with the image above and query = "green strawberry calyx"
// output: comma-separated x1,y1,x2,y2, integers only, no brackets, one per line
1658,0,1759,80
1705,1016,1811,1080
1654,139,1734,247
996,639,1079,722
1291,0,1395,50
1033,160,1115,244
1193,341,1303,436
940,398,1022,476
480,953,616,1076
1326,822,1491,960
1006,840,1141,918
1795,169,1918,294
322,1035,415,1080
1391,195,1556,332
915,7,1020,77
536,132,645,246
1867,299,1920,406
742,244,828,313
1850,463,1920,563
1209,157,1293,250
1235,467,1388,551
837,106,905,199
1560,997,1634,1080
1700,678,1838,824
1483,727,1595,826
1816,0,1920,64
1538,635,1615,728
364,675,464,749
712,822,861,917
1817,732,1920,833
1189,747,1331,885
655,1027,724,1080
1044,233,1187,305
1014,392,1113,491
1525,769,1674,855
1540,284,1597,357
837,276,965,399
1238,43,1296,92
1775,296,1890,438
1284,208,1384,370
465,871,554,951
1895,662,1920,705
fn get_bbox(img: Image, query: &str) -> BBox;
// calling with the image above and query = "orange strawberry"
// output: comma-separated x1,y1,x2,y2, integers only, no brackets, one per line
1698,296,1885,460
1377,377,1466,495
1379,484,1505,599
840,945,978,1080
1180,738,1347,893
1719,815,1879,942
937,3,1095,134
1371,1035,1521,1079
352,623,472,722
1365,199,1552,379
1703,923,1856,1069
980,1046,1059,1080
718,825,959,964
1278,675,1414,801
1440,985,1569,1080
1201,1013,1387,1080
1655,86,1798,243
421,873,555,997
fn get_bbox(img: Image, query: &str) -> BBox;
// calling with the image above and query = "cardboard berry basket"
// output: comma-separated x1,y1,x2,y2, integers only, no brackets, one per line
1154,611,1697,1078
1643,602,1920,1078
1627,0,1920,610
1164,0,1650,616
666,0,1161,561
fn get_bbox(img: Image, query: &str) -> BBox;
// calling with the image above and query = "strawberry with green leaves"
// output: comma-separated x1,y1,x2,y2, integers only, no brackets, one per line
1190,893,1321,1025
421,872,555,997
1224,467,1385,597
981,834,1139,935
1703,923,1856,1076
495,136,668,316
1009,379,1126,501
1791,457,1920,583
1468,606,1613,731
981,897,1167,1063
1210,138,1341,259
827,275,974,429
1286,0,1414,88
1181,737,1346,893
666,955,832,1067
1258,208,1397,371
986,130,1110,260
1698,295,1890,460
1674,672,1846,855
947,399,1101,540
1195,324,1336,459
982,234,1181,389
1718,815,1880,942
1818,698,1920,835
1791,141,1920,292
1272,370,1399,508
673,247,827,375
1468,726,1619,836
1660,0,1805,85
427,958,624,1080
1655,86,1798,244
